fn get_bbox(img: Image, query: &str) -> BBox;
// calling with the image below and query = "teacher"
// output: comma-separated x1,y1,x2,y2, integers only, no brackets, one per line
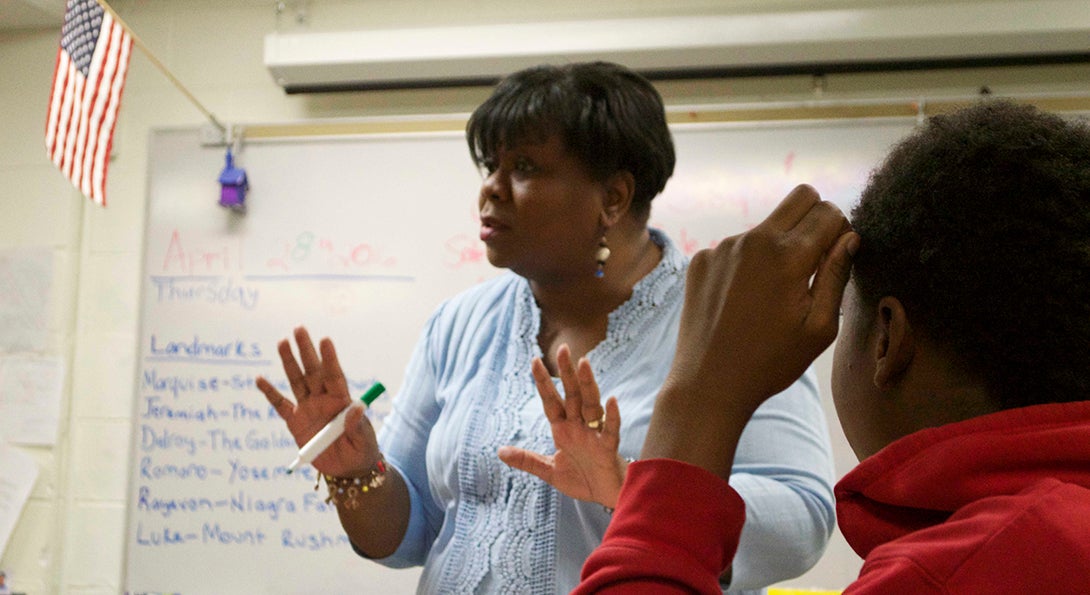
257,61,835,594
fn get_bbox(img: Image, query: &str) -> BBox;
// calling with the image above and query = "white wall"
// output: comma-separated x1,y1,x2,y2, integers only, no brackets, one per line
0,1,1088,593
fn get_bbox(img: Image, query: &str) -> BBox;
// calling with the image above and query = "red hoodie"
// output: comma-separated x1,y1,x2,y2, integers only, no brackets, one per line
577,401,1090,594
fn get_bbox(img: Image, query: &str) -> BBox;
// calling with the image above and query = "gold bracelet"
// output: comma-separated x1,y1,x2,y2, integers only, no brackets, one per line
317,454,388,510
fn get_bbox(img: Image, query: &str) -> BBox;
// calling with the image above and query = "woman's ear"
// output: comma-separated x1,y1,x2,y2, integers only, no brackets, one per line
872,296,915,390
601,170,635,227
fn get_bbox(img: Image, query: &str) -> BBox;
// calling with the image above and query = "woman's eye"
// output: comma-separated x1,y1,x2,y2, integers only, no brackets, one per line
513,158,537,174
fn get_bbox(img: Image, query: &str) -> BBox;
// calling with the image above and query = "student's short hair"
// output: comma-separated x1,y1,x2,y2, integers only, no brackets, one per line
851,100,1090,409
466,61,676,221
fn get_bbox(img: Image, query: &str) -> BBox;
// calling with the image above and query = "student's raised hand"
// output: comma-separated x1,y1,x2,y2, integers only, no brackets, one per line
256,326,382,477
498,344,628,509
644,185,857,477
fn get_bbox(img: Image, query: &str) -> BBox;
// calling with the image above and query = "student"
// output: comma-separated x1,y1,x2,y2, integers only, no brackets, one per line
553,100,1090,593
256,61,835,594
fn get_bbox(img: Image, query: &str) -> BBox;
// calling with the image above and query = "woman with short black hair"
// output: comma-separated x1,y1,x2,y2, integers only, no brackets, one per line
258,61,835,594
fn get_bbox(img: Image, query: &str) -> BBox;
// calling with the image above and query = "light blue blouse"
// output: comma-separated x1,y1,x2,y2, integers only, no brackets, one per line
373,230,835,594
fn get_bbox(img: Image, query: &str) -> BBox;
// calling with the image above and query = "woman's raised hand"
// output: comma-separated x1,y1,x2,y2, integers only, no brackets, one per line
498,344,628,509
256,326,381,477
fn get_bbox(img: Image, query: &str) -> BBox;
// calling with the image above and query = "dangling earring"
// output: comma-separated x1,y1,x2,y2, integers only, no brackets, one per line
595,236,611,279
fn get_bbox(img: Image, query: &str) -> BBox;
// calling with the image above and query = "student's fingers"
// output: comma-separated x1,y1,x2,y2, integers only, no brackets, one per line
256,376,294,422
789,200,852,273
532,358,566,422
763,184,822,233
555,345,584,422
809,231,859,336
497,446,554,482
293,327,324,399
575,357,605,428
277,339,308,401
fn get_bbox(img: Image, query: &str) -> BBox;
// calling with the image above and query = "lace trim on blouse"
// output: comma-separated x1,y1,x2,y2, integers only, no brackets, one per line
438,230,686,594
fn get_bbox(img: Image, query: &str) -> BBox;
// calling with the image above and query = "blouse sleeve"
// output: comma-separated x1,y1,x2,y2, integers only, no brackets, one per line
726,367,837,590
368,311,447,568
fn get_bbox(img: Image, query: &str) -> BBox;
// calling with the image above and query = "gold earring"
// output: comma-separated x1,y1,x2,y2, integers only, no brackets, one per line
595,236,611,278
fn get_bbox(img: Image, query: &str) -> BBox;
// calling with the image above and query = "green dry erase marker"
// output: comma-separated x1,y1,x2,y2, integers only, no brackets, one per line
286,382,386,473
360,381,386,407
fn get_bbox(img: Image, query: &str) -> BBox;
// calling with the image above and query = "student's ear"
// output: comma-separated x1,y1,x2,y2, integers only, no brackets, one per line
873,296,915,389
601,170,635,226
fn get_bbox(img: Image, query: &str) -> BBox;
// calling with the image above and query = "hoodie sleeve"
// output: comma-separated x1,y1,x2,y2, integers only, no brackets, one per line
575,459,745,595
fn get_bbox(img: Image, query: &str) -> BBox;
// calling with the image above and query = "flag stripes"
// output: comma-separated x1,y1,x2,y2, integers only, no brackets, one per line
45,0,132,206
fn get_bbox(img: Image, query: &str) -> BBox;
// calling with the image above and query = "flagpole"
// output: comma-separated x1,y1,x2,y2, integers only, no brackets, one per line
97,0,227,132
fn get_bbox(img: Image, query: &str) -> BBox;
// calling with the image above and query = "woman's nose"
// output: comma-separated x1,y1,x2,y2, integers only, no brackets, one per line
479,170,507,203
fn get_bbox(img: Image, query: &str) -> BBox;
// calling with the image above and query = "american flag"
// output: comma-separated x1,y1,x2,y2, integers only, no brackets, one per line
45,0,132,207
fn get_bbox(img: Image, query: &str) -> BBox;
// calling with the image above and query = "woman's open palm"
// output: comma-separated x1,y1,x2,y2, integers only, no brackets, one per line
498,344,628,509
255,326,381,477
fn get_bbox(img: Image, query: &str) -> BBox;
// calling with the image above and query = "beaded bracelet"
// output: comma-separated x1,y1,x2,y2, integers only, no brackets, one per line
317,454,388,510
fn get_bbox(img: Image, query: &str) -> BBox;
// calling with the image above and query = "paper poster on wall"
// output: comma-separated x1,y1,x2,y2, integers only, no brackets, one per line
0,440,38,557
0,247,53,353
0,355,66,446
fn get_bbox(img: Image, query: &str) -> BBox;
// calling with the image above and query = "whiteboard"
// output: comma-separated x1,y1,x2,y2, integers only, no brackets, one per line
124,117,915,594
